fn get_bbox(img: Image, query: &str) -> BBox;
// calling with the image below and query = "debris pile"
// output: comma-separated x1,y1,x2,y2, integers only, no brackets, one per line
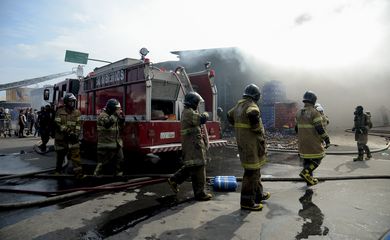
224,129,298,150
265,130,298,150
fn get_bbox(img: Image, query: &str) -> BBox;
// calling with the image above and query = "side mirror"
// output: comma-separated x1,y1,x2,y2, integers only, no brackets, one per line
43,88,50,101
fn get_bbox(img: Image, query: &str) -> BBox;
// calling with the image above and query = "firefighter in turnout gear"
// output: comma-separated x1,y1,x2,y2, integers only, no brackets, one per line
314,103,329,129
295,91,330,186
54,93,83,177
352,106,373,161
227,84,270,211
168,92,212,201
94,99,125,176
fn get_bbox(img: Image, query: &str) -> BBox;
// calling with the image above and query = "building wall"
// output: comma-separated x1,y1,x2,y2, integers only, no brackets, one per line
6,88,32,102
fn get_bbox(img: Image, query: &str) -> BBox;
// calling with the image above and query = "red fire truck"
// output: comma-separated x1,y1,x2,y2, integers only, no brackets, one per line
44,53,226,163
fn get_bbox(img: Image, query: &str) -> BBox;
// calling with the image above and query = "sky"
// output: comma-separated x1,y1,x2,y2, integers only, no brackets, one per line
0,0,389,127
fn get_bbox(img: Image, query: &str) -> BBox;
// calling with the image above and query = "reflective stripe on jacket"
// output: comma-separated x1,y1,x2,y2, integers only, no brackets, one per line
181,107,207,166
227,98,266,170
97,111,123,149
296,104,328,159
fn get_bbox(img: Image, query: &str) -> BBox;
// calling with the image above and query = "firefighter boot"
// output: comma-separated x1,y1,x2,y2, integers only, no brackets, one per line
365,150,372,160
195,192,213,201
241,203,263,211
299,169,318,186
353,155,364,161
255,192,271,203
167,178,179,194
262,192,271,201
74,167,85,179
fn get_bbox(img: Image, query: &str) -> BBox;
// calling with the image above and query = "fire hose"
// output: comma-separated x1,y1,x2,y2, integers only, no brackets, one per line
1,172,390,210
1,128,389,209
0,177,166,210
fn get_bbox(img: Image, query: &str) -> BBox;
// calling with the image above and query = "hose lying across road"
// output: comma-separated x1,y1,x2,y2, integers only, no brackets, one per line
1,128,389,210
0,168,55,181
0,177,167,210
0,172,389,209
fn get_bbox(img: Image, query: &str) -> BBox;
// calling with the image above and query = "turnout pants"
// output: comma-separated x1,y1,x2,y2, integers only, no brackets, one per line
55,145,82,175
94,147,124,176
302,158,322,176
170,165,207,197
356,133,371,157
241,169,264,207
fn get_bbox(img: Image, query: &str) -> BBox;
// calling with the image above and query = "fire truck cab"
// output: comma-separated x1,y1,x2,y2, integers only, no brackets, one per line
45,55,226,161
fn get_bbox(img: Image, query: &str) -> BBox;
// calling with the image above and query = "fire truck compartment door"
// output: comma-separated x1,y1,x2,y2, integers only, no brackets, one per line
151,72,180,101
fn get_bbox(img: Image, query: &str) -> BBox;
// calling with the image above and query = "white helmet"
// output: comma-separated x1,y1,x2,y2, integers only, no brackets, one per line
4,108,9,114
314,103,324,113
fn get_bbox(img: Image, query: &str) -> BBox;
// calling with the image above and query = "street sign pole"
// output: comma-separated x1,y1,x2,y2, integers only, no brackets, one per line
65,50,112,64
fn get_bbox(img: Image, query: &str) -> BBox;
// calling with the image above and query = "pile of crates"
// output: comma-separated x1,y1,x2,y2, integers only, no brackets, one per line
261,81,297,130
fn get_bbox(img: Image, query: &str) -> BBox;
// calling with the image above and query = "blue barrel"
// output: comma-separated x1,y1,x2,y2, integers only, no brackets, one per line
213,176,238,192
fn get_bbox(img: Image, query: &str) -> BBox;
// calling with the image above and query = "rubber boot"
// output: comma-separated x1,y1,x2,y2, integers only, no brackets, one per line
74,167,85,179
255,191,271,204
167,178,179,194
241,203,263,211
365,150,372,160
93,163,103,176
353,155,363,161
299,169,318,186
195,192,213,201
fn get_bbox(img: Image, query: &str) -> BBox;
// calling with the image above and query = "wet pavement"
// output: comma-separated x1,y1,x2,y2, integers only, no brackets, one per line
0,130,390,240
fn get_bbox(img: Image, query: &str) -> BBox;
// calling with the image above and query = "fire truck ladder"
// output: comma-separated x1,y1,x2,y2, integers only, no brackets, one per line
174,66,193,94
0,71,76,91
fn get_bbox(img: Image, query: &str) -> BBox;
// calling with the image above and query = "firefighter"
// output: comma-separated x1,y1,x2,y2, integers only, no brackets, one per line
39,105,53,152
54,93,83,177
352,105,373,161
295,91,330,186
94,98,125,176
227,84,270,211
167,92,212,201
314,103,329,128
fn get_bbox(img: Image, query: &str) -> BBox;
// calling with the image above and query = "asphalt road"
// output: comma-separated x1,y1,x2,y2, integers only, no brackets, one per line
0,131,389,240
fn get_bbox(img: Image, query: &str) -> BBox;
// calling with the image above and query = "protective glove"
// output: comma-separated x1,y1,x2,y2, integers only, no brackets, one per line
118,113,125,125
200,112,209,125
351,127,356,132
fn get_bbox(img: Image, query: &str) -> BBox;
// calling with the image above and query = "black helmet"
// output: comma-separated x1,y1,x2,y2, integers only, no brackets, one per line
302,91,317,104
243,84,261,102
355,105,363,115
63,93,77,109
184,92,203,110
106,99,121,114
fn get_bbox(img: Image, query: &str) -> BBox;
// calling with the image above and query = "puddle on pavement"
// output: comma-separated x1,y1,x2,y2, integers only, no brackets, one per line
98,194,185,238
80,230,103,240
0,152,40,174
296,189,329,239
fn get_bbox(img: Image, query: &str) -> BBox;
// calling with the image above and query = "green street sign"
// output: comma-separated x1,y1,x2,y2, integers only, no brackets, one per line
65,50,89,64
